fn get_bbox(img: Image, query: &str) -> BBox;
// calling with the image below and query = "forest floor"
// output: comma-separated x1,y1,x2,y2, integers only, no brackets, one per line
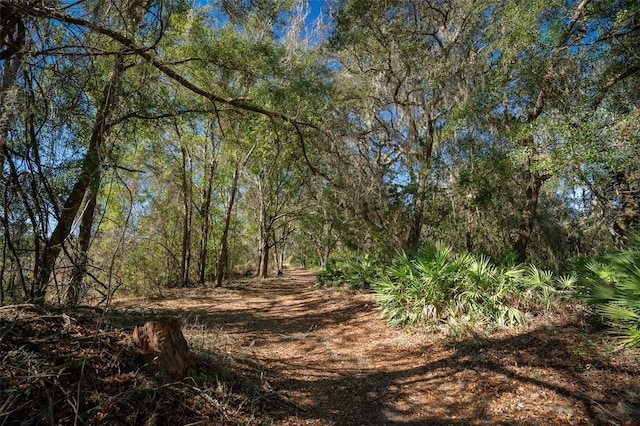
2,268,640,425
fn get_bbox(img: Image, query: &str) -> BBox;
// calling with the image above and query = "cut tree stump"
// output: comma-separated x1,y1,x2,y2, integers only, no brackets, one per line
132,318,197,380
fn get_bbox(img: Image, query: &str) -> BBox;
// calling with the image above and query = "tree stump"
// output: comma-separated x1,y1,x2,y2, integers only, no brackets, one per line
132,318,197,380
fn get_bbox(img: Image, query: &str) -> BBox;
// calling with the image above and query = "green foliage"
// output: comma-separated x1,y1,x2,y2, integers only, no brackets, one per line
373,243,571,329
317,253,382,290
577,235,640,347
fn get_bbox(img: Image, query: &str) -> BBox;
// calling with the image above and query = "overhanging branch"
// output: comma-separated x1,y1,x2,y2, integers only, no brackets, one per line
20,3,321,128
19,2,329,176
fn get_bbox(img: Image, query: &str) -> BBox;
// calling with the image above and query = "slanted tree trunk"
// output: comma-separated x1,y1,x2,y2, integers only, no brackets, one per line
510,2,591,264
41,1,151,299
67,173,99,306
612,169,639,248
35,54,125,297
215,145,254,287
513,169,550,263
132,318,197,380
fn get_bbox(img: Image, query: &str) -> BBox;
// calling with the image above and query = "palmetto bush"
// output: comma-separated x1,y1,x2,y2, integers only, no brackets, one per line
374,243,570,328
317,253,381,290
577,236,640,347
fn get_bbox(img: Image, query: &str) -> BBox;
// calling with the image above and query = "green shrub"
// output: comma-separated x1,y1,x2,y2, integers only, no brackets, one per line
374,243,570,329
577,236,640,347
317,253,381,290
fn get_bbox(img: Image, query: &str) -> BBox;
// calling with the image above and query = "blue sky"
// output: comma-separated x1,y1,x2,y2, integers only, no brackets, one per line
307,0,328,23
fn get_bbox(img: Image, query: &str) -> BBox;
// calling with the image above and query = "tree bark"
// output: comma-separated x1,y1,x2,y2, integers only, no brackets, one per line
406,173,429,249
257,180,269,280
258,234,269,279
132,318,197,380
0,7,25,173
612,169,638,248
197,139,216,286
35,54,125,297
513,170,549,263
180,144,193,287
215,144,254,286
67,172,99,306
510,0,591,264
215,161,240,287
256,174,272,279
405,117,434,250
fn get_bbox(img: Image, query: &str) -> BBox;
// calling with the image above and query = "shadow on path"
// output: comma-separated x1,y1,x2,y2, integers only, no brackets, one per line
111,268,640,425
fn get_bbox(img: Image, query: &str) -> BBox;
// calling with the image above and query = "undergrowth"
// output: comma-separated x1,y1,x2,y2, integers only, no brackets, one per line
317,253,382,290
574,234,640,348
322,243,575,330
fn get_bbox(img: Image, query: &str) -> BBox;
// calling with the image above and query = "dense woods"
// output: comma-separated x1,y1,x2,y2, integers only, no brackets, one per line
1,0,639,322
1,1,640,424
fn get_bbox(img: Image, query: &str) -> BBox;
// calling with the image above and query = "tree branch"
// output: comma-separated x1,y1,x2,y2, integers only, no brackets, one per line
19,3,331,178
21,3,322,130
591,65,640,111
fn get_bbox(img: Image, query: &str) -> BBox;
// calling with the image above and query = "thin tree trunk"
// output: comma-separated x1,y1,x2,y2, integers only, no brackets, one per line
279,249,285,275
42,2,151,298
257,179,270,279
406,173,428,249
215,161,240,287
275,234,285,276
258,234,269,279
180,144,193,287
612,169,638,248
197,163,215,286
214,144,254,286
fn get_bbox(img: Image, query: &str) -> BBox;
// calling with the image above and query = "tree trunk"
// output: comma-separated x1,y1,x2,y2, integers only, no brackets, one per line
0,12,26,297
0,9,24,173
406,173,428,249
35,54,125,297
197,144,216,286
612,169,638,248
258,202,269,279
67,172,99,306
256,176,271,279
276,242,285,276
180,144,193,287
406,117,434,250
513,170,549,263
258,236,269,279
215,161,240,287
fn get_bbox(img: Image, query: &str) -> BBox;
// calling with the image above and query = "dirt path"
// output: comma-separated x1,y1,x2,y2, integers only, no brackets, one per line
114,268,640,425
